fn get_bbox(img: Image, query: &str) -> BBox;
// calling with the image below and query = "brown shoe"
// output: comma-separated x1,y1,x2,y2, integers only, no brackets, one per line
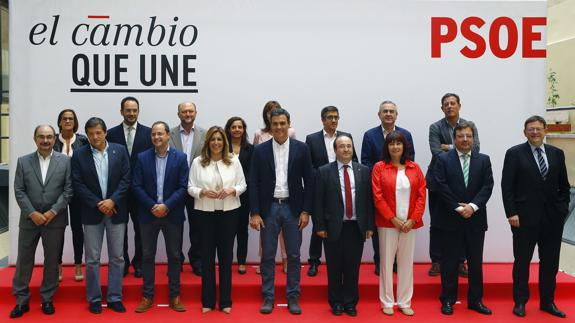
282,258,288,274
428,263,440,276
458,263,469,278
169,296,186,312
135,297,153,313
74,264,84,282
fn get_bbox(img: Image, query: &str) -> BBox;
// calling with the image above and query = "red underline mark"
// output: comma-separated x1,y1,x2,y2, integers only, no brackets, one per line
87,15,110,19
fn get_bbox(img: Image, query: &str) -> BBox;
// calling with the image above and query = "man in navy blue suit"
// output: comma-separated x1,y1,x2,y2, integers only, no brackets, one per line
106,96,153,278
132,121,189,313
360,100,414,274
250,108,314,315
433,122,493,316
71,117,131,314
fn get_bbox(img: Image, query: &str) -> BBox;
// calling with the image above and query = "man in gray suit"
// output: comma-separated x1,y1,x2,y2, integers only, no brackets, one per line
11,125,73,318
169,102,206,275
313,134,374,317
426,93,480,277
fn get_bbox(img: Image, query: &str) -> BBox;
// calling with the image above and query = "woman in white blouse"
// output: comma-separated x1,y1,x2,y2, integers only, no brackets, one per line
372,131,426,316
188,126,247,314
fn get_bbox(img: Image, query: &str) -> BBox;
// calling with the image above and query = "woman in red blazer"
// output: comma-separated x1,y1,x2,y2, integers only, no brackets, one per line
372,131,426,316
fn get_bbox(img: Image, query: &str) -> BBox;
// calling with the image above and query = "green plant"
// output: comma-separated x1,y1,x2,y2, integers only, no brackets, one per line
547,69,560,108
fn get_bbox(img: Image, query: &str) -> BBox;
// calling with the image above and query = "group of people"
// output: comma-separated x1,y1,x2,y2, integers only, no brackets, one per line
10,94,570,319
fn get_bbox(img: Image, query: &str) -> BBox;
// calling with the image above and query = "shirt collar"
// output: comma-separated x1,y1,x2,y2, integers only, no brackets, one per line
58,133,76,144
90,142,109,154
123,122,138,132
444,118,461,128
155,146,170,158
323,129,337,139
381,125,396,136
337,160,352,170
37,150,53,161
456,148,471,158
180,124,195,135
528,142,545,154
273,137,290,148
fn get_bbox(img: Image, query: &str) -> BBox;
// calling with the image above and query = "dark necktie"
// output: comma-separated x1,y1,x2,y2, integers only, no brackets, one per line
343,165,353,219
536,147,548,178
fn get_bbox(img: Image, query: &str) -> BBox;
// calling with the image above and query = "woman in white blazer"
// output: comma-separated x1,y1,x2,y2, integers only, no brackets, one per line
188,126,246,314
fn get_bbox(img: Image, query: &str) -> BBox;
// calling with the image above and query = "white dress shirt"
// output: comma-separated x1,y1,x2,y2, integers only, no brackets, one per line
323,130,336,163
188,155,247,212
337,160,356,220
37,151,53,184
273,138,290,198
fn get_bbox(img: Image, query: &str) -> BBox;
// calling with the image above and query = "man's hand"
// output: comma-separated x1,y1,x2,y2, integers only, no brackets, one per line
366,230,374,239
30,211,47,226
457,203,474,219
43,210,56,226
440,144,451,151
298,212,310,231
97,199,116,217
217,188,236,199
151,204,169,218
316,230,328,238
508,215,520,228
250,214,265,231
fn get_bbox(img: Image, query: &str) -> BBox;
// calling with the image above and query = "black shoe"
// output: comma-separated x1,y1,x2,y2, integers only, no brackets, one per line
89,301,102,314
332,304,343,316
428,262,440,276
287,298,302,315
192,266,202,277
134,268,143,278
513,303,526,317
41,302,55,315
108,301,126,313
344,305,357,317
307,264,318,277
9,304,29,318
468,302,492,315
260,299,274,314
540,303,566,318
374,262,380,276
441,302,453,315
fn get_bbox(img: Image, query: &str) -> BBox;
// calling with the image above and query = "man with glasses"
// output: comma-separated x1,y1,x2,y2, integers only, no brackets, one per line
305,106,357,277
361,100,414,275
426,93,480,278
502,115,570,318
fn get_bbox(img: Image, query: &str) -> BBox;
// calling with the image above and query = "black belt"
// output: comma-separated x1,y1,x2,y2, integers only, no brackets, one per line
272,197,289,204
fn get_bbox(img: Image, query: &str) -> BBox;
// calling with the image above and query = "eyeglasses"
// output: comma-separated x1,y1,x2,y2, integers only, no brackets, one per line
381,109,396,114
526,127,545,133
324,115,339,121
455,134,473,139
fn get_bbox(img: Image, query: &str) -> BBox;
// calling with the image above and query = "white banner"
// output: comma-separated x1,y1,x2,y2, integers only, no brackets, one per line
9,0,547,264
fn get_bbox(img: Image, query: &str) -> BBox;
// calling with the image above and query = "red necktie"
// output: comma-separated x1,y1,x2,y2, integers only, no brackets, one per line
343,165,353,219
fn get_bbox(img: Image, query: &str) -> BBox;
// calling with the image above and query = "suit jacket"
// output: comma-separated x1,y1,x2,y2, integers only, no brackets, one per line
249,138,314,218
432,149,494,231
236,143,254,208
501,142,570,227
53,133,90,153
71,143,131,224
14,151,73,229
305,130,357,169
426,117,480,190
361,125,415,171
132,148,189,224
106,122,153,171
169,124,207,167
312,161,374,241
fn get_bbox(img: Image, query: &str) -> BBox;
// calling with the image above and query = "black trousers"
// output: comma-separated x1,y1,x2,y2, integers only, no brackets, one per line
58,198,84,264
511,219,563,305
439,227,485,305
235,197,250,265
324,221,364,308
308,230,323,266
429,191,466,264
140,219,182,299
123,195,142,271
197,209,238,309
182,196,202,269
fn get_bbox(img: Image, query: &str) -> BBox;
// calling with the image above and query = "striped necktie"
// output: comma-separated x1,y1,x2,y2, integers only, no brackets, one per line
536,147,548,179
462,153,470,187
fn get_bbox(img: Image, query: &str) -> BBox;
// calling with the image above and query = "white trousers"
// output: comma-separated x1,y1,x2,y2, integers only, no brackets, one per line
378,227,416,309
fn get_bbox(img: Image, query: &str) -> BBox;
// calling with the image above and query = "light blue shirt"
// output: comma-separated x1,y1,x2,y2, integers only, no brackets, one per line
91,142,109,199
529,142,548,171
180,125,195,165
155,148,170,203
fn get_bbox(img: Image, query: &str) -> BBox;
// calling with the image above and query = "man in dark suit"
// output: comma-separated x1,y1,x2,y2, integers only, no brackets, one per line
250,108,313,315
427,93,480,277
433,122,493,316
305,106,357,277
502,115,570,318
132,121,189,313
313,134,373,316
72,117,131,314
169,102,206,276
106,96,153,278
10,125,73,318
361,100,414,275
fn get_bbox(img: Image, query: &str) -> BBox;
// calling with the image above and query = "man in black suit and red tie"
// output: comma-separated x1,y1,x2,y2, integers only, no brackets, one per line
433,121,494,316
502,115,570,318
305,106,357,277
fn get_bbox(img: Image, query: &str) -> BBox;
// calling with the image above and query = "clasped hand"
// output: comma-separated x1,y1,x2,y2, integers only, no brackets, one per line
200,187,236,199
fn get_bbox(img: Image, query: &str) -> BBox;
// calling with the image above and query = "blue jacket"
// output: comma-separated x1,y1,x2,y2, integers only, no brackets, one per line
361,125,415,171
